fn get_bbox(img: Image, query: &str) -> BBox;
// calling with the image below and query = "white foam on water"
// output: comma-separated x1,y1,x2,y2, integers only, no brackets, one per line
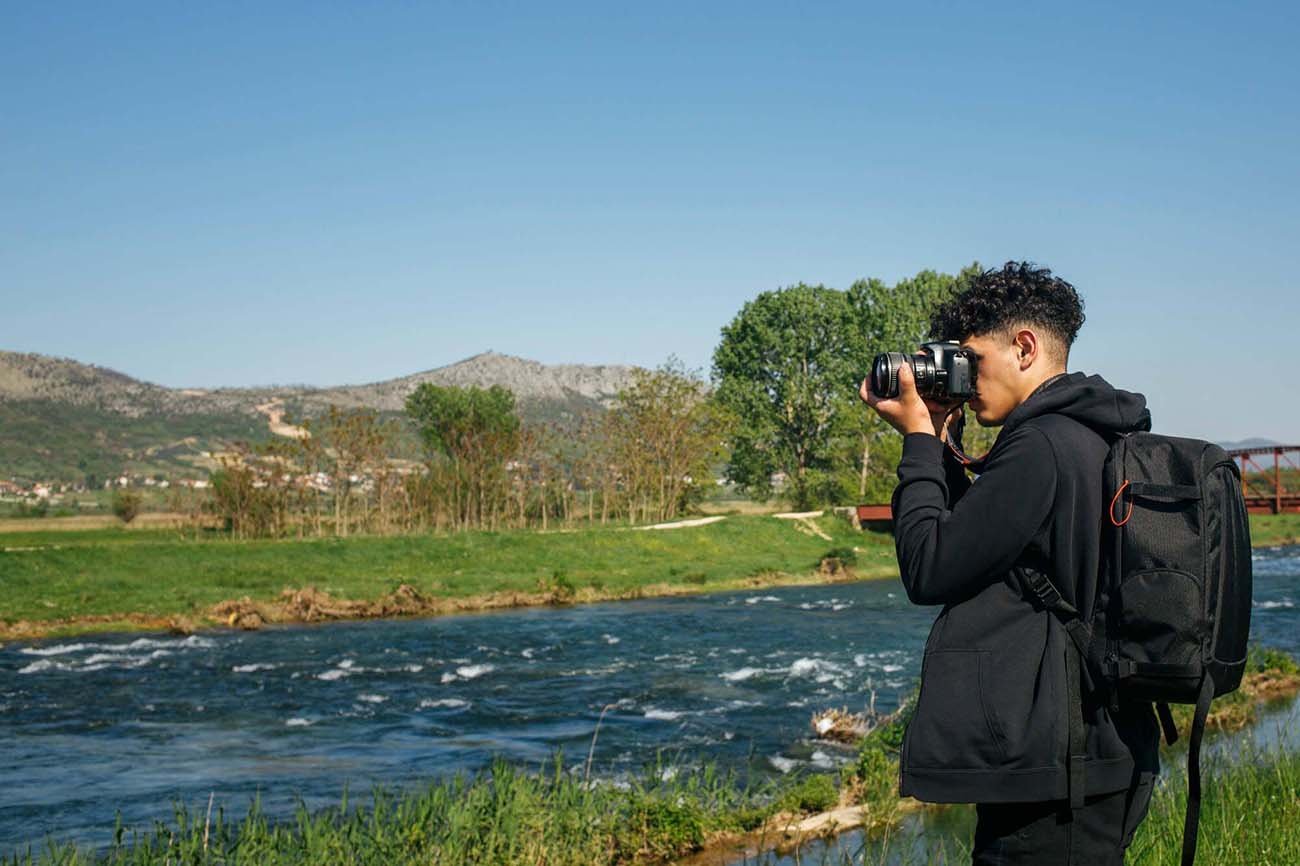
285,717,313,727
602,634,620,644
403,664,424,673
644,708,684,721
520,648,536,659
357,694,388,704
745,595,781,605
232,663,278,673
419,698,469,709
720,667,762,682
853,654,869,667
659,766,679,781
769,755,798,773
809,750,838,769
126,635,213,651
456,663,494,679
882,664,904,673
318,669,350,681
787,657,845,682
1254,599,1295,609
18,659,58,674
20,643,90,657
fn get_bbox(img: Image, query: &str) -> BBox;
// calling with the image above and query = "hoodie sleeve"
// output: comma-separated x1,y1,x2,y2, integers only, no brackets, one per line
890,426,1056,605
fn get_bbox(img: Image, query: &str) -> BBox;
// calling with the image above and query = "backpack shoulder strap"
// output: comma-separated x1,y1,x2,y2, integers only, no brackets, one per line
1181,674,1215,866
1015,566,1093,809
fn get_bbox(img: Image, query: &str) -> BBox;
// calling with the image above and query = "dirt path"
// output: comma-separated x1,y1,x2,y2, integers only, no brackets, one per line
254,399,310,440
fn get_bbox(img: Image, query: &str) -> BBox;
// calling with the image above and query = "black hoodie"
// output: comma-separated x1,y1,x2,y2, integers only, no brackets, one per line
890,371,1161,803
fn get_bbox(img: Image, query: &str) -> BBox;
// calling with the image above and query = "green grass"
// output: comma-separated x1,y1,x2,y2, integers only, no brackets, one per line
2,512,1294,640
5,753,841,866
0,515,899,635
15,707,1299,865
853,745,1300,866
1251,513,1300,546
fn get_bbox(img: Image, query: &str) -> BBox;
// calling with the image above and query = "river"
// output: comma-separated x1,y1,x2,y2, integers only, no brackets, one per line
2,544,1297,856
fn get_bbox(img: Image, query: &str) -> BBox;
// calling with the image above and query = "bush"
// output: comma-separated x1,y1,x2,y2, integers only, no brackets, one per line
111,490,143,524
774,773,838,814
1247,643,1300,675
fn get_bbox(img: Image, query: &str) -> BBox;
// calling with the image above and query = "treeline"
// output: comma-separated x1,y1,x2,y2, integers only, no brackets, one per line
209,361,729,538
203,264,999,537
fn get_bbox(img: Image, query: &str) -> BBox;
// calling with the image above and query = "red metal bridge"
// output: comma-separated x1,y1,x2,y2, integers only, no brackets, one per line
1227,444,1300,515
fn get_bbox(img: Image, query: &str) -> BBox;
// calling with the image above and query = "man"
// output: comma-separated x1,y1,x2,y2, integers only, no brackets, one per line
859,262,1161,864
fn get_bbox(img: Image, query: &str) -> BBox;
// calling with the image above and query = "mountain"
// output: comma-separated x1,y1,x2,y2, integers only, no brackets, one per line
0,350,641,482
1215,438,1283,451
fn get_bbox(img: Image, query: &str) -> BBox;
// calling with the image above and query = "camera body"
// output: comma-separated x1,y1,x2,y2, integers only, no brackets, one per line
871,341,977,401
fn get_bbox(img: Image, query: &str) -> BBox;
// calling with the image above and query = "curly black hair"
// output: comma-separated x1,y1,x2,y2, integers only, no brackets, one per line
929,261,1085,363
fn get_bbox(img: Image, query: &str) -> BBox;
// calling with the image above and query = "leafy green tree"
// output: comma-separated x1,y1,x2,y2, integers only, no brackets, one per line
603,357,734,523
712,284,868,509
845,265,988,501
405,384,521,530
714,266,998,509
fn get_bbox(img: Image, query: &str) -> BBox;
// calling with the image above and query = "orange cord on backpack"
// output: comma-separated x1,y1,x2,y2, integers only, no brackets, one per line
1109,480,1133,527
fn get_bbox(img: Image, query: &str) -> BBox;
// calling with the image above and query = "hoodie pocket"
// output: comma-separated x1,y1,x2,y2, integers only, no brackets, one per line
906,649,1007,769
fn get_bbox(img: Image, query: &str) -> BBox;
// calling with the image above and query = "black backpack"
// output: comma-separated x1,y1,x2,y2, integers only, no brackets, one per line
1019,432,1253,866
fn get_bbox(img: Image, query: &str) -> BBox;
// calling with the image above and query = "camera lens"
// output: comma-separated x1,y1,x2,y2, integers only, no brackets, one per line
871,352,907,398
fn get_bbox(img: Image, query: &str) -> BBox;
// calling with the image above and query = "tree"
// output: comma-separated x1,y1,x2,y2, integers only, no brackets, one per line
405,384,521,531
603,358,734,523
846,264,998,499
111,489,143,524
713,266,998,509
712,284,867,509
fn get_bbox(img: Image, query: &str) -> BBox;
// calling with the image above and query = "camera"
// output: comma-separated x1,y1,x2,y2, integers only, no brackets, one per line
870,341,977,401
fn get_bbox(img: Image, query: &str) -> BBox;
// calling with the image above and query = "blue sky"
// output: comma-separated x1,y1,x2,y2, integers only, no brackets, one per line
2,2,1296,441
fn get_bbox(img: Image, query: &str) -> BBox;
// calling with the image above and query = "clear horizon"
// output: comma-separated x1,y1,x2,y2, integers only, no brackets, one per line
3,3,1297,442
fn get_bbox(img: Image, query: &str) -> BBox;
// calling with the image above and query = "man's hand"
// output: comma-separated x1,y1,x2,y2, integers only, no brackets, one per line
859,363,963,439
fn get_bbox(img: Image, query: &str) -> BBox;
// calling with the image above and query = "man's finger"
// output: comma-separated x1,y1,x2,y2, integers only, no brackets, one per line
897,362,917,395
859,377,878,407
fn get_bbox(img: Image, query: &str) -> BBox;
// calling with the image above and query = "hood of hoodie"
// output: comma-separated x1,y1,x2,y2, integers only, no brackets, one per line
998,371,1152,441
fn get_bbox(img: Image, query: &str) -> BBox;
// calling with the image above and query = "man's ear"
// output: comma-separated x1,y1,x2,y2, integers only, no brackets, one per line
1013,328,1038,370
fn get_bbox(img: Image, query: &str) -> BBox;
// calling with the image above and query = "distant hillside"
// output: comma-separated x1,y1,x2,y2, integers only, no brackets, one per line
0,349,640,482
1216,438,1284,450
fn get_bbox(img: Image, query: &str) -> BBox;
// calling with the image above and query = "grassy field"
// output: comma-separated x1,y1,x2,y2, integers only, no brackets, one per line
1,513,1295,642
1251,512,1300,546
0,514,896,640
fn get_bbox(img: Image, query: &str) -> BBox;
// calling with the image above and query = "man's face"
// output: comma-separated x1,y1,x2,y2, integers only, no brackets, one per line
959,331,1023,427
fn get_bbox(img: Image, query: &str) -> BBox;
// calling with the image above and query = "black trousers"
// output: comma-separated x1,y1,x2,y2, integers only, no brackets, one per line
971,771,1156,865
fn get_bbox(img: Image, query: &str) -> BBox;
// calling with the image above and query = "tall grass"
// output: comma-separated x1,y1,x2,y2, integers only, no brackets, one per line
7,752,841,866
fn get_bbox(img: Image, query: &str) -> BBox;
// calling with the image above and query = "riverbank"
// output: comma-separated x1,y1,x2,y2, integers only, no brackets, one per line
12,646,1300,866
2,514,1295,643
0,514,894,642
